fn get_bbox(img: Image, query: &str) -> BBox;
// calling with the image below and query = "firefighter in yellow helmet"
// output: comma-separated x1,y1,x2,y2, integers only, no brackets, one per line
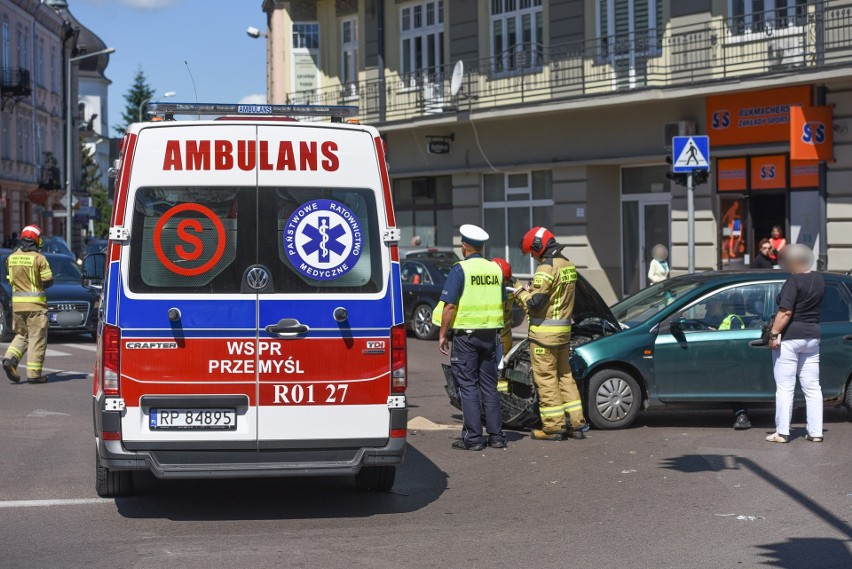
3,225,53,383
514,227,587,440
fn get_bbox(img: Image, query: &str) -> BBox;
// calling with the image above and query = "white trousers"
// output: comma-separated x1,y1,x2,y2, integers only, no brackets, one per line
772,339,822,437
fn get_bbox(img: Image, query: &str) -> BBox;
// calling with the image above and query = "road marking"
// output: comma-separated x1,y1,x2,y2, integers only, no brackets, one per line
60,343,97,352
44,348,71,357
27,409,70,417
0,498,113,509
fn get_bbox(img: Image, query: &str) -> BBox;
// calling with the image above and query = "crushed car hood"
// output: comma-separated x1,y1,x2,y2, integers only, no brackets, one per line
574,273,620,328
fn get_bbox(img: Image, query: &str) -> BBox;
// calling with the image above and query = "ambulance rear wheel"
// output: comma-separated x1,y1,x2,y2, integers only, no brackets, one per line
95,452,134,498
412,305,438,341
355,465,396,492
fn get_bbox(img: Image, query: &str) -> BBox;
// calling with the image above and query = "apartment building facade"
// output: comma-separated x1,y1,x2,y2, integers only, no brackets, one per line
262,0,852,302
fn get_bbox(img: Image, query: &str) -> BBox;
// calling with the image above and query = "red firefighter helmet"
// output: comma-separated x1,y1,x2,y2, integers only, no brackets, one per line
20,224,43,248
520,226,554,257
492,257,512,282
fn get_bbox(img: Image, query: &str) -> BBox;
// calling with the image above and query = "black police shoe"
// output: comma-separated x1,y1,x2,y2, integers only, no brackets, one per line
452,439,487,451
734,412,752,430
488,438,507,449
3,358,20,383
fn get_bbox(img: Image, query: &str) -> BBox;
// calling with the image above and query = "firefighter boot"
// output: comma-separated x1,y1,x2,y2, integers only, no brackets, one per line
531,429,565,441
3,357,20,383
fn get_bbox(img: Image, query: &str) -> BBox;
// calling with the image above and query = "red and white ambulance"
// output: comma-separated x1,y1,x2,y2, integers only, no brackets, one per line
86,103,407,496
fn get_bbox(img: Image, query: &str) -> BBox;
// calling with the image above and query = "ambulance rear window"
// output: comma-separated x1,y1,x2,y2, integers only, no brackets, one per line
127,186,383,294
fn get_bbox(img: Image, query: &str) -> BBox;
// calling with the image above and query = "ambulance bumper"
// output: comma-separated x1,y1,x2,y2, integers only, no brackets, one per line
95,409,408,479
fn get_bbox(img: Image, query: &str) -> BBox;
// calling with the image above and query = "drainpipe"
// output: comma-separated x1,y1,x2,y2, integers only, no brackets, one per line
377,0,386,122
816,84,828,270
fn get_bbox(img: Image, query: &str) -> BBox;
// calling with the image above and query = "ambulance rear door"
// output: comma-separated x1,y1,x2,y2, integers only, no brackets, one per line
254,124,396,447
117,123,263,448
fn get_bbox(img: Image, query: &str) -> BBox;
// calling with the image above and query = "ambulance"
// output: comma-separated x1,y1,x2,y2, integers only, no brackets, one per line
85,103,407,497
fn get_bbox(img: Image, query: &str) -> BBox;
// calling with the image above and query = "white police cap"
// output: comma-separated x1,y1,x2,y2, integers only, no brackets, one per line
460,224,489,247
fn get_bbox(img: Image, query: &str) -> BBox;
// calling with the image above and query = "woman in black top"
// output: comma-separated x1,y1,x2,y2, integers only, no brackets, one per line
765,244,825,443
753,239,775,269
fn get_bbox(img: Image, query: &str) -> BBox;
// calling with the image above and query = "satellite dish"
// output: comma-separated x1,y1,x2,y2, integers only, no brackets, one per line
450,60,464,98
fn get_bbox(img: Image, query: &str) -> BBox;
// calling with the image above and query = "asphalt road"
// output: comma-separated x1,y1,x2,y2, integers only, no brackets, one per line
1,333,850,568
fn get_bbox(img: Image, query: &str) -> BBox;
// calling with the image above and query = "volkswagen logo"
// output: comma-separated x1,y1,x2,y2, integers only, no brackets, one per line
246,267,270,290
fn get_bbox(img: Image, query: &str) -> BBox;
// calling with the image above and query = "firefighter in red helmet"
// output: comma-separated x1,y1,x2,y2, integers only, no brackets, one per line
3,225,53,383
514,226,587,440
491,257,516,394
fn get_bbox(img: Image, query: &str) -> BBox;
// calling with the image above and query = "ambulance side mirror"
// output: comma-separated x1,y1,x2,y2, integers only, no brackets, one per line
82,253,106,285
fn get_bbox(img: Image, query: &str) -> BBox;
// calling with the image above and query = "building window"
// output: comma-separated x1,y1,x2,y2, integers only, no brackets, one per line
340,18,358,94
35,38,44,87
0,112,9,160
50,46,57,93
483,170,553,275
291,22,320,97
2,22,10,74
392,176,453,247
490,0,543,74
729,0,808,34
400,1,444,85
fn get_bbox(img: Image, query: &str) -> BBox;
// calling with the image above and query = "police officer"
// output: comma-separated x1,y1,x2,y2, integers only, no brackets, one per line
515,227,587,441
438,224,507,451
3,225,53,384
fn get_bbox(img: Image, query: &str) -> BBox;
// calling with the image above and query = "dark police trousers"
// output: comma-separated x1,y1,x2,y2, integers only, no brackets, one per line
451,329,506,446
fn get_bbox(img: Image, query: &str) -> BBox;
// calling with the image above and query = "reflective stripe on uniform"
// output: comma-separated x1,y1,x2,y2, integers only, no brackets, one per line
497,380,509,393
25,364,42,371
12,291,45,297
563,400,583,413
539,405,565,417
6,347,23,359
13,296,47,304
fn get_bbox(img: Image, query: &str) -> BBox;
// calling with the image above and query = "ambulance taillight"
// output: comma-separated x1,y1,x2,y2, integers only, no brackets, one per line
391,324,407,393
102,324,121,395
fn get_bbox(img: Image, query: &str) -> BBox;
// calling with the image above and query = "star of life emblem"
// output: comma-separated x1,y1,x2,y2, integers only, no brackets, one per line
283,199,363,281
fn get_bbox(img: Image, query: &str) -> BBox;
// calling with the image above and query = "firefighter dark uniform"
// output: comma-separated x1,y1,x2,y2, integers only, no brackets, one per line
3,225,53,383
438,224,507,451
516,227,587,440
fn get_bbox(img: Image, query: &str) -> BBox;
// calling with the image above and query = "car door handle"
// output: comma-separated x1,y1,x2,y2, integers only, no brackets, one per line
264,318,310,338
749,339,768,347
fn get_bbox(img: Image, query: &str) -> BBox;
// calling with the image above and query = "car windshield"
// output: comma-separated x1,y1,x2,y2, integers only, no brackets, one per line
42,237,74,257
611,279,702,327
47,256,83,281
432,262,454,279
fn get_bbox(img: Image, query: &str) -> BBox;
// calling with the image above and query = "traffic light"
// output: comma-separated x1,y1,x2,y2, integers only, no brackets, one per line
665,156,709,187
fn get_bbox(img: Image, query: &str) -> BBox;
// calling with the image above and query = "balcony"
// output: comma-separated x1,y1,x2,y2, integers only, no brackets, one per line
39,165,62,190
1,68,32,110
284,0,852,126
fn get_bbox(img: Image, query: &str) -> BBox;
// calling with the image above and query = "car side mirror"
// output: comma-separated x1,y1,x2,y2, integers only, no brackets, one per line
670,317,686,333
81,253,106,284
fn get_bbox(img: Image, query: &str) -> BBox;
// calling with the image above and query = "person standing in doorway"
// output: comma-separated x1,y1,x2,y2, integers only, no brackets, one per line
754,239,775,269
769,226,787,264
438,225,507,451
765,244,825,443
647,244,670,285
3,225,53,384
515,227,587,441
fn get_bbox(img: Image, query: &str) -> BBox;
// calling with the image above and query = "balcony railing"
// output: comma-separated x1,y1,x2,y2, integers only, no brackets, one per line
0,68,32,97
284,0,852,125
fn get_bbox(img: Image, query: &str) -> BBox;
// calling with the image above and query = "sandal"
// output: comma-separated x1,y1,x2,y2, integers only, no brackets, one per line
804,435,823,443
765,433,789,443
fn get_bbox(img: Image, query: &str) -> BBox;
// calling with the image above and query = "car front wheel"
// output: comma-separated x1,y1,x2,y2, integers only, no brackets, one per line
412,304,438,341
587,369,642,430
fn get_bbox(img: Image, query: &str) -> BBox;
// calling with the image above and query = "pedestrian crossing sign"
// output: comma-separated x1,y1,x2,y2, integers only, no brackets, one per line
672,136,710,173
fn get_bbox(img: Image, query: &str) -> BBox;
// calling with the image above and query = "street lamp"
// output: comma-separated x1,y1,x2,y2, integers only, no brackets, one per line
246,26,267,39
138,91,176,122
66,47,115,247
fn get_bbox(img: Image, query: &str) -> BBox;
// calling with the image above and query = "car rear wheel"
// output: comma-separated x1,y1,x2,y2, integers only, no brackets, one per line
354,465,396,492
845,377,852,421
412,304,438,341
587,369,642,430
0,303,12,342
95,452,134,498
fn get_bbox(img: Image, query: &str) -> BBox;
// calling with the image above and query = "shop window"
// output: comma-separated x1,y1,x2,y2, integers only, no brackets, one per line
400,1,444,85
490,0,543,74
483,170,553,275
393,175,452,247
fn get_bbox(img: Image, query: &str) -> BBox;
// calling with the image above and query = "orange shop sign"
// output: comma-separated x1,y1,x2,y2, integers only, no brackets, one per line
790,105,833,161
717,158,747,191
750,155,787,190
707,86,812,146
791,160,819,188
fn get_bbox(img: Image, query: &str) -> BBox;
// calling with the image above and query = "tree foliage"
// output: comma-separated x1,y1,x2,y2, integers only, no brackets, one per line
80,141,111,237
115,68,155,136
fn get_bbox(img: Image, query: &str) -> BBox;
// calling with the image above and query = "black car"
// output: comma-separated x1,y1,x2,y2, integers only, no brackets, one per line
85,238,109,256
401,259,454,340
0,252,100,341
402,258,525,340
